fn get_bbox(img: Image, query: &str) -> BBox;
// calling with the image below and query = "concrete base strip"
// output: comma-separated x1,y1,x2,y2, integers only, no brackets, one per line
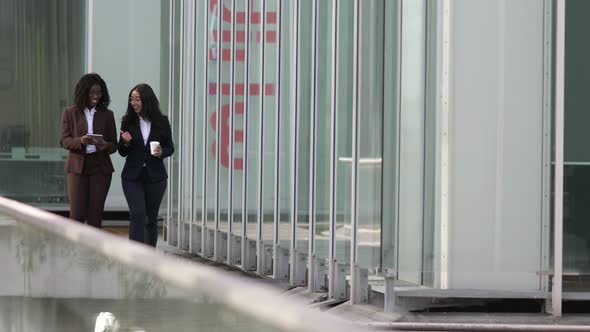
365,322,590,331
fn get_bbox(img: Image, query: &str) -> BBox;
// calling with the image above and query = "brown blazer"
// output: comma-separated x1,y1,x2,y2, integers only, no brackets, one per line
60,106,118,174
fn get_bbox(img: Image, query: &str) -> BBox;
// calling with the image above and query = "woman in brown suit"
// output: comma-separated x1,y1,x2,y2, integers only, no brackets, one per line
60,73,117,228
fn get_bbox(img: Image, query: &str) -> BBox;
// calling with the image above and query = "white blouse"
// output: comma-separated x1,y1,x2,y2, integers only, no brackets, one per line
83,107,96,154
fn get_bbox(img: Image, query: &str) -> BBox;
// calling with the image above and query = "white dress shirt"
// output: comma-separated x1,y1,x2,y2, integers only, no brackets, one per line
139,116,151,145
84,107,97,154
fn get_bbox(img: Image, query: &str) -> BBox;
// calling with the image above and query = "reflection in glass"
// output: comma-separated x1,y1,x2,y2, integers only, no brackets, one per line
296,0,313,257
245,0,263,242
0,0,84,208
192,0,208,250
334,0,354,266
314,0,334,261
261,0,279,264
277,0,292,252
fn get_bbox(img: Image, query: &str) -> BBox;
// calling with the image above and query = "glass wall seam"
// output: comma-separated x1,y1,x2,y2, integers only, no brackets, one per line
256,0,267,275
240,0,251,269
540,0,553,293
166,0,175,242
390,0,403,281
328,0,339,300
272,0,283,278
213,0,223,261
227,0,236,264
437,0,451,289
552,0,566,317
350,0,360,304
307,0,318,292
289,0,301,286
421,0,438,287
201,0,210,255
177,0,185,246
188,0,196,253
420,2,438,285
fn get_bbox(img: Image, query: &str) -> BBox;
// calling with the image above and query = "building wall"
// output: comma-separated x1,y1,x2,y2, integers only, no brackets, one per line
447,0,548,290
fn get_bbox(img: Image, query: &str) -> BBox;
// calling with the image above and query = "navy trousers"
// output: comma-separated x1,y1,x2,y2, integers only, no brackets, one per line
122,168,167,247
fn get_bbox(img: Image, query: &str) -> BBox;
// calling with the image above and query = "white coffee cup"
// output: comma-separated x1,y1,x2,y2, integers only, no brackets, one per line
149,141,160,155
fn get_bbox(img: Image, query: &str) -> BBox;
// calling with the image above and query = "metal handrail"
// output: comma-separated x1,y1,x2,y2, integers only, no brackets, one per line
0,196,361,332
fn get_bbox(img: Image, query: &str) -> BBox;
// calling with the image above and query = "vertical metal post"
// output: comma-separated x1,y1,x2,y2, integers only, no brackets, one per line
188,0,196,253
177,0,185,248
307,0,318,293
227,0,236,265
273,0,284,279
290,0,305,286
328,0,339,300
350,0,362,304
241,0,252,270
540,0,554,294
256,0,267,275
166,0,175,244
439,0,451,290
201,0,210,255
213,0,223,261
552,0,566,318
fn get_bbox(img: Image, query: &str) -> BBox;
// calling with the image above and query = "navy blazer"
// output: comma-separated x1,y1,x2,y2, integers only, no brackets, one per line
118,116,174,183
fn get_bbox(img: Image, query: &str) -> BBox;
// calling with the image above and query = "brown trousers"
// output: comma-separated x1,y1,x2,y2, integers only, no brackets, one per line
67,153,112,228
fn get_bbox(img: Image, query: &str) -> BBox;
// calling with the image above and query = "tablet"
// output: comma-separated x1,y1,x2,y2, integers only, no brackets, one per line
87,134,104,144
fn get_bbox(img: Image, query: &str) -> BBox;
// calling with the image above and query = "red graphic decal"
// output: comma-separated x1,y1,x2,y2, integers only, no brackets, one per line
208,0,277,170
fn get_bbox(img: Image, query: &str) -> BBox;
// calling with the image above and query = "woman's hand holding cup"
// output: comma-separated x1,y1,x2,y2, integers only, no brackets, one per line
150,141,161,157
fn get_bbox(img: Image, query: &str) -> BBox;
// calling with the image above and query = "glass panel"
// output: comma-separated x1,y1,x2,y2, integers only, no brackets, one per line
295,0,313,256
166,0,182,243
314,0,333,261
356,0,384,271
206,0,218,240
563,0,590,290
0,1,84,208
180,1,194,224
193,0,208,240
261,0,279,260
396,0,426,285
334,0,354,266
218,0,233,236
381,0,399,273
161,0,175,233
277,2,292,250
231,0,247,248
245,0,263,241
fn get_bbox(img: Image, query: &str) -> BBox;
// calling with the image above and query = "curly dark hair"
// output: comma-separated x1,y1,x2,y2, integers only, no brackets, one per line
73,73,110,111
121,83,167,136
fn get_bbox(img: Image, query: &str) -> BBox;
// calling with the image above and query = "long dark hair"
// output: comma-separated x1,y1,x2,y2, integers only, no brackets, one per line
121,84,167,135
73,73,110,111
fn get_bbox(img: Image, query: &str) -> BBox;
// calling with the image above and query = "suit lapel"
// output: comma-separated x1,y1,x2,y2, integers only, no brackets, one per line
78,109,88,135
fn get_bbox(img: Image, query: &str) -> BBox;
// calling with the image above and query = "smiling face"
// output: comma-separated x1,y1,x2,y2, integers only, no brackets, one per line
87,84,102,108
129,90,142,114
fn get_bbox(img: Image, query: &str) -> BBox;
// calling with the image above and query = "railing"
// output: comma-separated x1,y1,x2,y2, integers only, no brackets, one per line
0,196,361,332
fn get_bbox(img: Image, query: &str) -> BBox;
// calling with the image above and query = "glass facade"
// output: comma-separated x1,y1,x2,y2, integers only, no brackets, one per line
166,0,435,302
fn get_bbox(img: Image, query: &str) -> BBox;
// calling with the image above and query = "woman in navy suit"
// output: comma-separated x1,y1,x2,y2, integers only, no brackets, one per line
119,84,174,247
